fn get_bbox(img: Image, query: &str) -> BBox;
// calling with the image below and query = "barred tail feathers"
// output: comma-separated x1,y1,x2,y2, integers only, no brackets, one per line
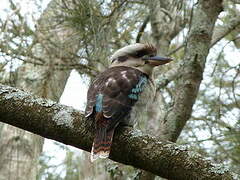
91,128,115,162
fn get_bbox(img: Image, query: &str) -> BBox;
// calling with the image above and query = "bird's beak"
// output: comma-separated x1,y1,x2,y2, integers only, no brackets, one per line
143,56,173,66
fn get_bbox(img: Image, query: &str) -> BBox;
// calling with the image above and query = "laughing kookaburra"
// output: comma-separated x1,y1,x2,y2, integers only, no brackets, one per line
85,43,172,162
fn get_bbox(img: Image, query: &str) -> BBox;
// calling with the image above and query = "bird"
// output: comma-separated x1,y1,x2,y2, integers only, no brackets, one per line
85,43,172,162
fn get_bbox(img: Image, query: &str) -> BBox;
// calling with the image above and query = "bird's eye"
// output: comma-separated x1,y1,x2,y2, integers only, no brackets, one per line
134,50,148,58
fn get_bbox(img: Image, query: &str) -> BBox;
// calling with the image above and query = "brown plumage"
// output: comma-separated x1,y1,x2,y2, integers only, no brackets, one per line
86,66,149,161
85,43,172,162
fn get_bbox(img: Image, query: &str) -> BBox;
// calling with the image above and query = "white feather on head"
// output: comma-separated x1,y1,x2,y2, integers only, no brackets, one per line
110,43,155,62
109,43,157,76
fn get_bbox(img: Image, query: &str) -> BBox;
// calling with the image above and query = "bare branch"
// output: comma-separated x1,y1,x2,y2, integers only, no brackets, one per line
159,0,224,141
136,15,150,43
0,84,233,180
166,9,240,59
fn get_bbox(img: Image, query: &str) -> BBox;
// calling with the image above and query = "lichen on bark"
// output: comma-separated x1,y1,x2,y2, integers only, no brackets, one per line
0,84,234,180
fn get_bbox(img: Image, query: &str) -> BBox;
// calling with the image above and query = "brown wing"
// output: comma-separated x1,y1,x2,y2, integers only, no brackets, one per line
85,66,148,130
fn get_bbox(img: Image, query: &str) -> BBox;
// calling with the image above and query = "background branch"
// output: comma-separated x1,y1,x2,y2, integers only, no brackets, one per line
136,15,150,43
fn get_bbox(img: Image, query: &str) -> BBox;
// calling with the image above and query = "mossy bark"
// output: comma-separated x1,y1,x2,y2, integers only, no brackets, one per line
0,84,233,180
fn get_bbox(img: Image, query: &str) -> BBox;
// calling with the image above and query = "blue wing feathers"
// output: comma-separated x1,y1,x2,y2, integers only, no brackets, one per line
128,94,138,100
95,94,103,112
128,76,147,100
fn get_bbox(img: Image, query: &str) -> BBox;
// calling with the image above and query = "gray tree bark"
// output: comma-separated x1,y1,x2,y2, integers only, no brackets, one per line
142,0,224,179
158,0,223,142
0,0,79,179
0,84,233,180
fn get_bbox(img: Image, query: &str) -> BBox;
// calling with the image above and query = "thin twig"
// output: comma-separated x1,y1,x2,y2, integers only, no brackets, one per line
136,15,150,43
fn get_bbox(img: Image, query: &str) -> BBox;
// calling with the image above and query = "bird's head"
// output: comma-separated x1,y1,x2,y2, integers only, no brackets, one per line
109,43,172,76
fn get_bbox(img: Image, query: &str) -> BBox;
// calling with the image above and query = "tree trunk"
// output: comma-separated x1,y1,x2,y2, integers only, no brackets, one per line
0,0,80,179
142,0,223,179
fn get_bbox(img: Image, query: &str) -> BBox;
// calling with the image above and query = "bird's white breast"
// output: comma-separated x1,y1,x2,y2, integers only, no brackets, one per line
123,79,155,127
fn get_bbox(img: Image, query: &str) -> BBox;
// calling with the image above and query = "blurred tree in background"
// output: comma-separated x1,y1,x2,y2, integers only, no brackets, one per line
0,0,239,179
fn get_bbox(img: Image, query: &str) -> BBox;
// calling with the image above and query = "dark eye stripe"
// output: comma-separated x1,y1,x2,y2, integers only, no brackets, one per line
112,55,128,63
132,49,149,58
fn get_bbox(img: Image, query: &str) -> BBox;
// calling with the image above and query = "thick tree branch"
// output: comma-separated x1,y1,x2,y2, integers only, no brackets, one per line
159,0,224,142
0,84,233,180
